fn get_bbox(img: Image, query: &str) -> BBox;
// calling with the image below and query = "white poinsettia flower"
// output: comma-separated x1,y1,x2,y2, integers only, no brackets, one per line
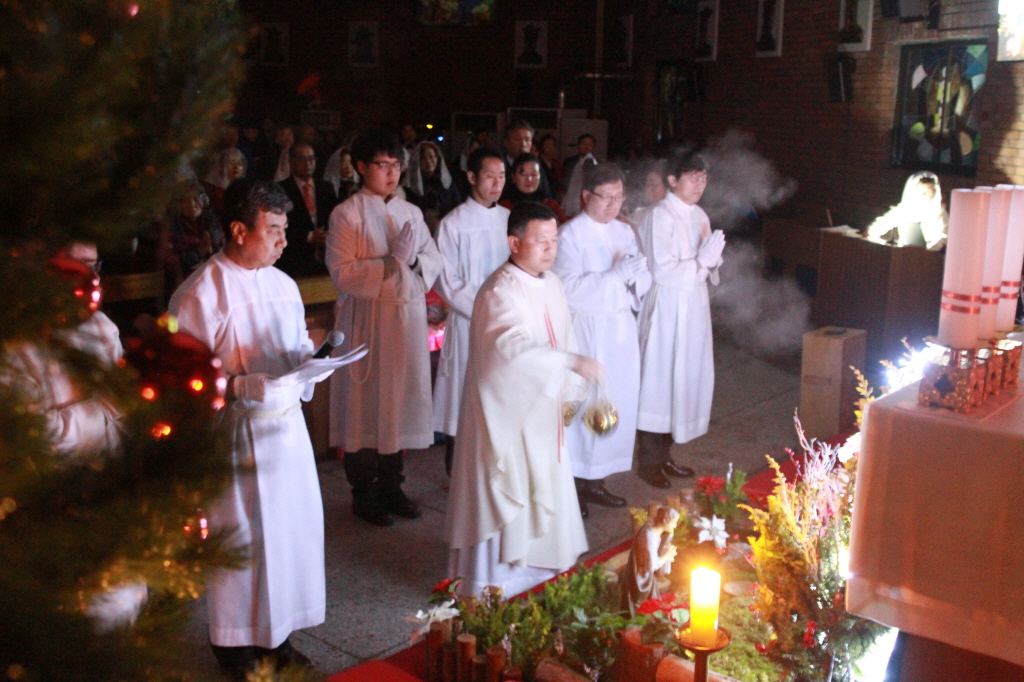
837,431,861,464
697,515,728,549
405,599,460,644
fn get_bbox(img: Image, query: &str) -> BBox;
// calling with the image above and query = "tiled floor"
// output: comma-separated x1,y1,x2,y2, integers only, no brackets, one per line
181,334,803,679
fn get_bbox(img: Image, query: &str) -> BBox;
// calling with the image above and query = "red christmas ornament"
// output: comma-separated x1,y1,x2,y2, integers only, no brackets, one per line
47,256,102,322
124,316,226,412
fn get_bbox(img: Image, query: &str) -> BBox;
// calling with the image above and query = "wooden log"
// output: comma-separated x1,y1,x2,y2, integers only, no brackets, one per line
615,627,666,682
471,654,487,682
655,655,740,682
534,657,590,681
500,666,522,681
485,646,507,682
443,643,458,682
456,633,477,682
426,621,449,682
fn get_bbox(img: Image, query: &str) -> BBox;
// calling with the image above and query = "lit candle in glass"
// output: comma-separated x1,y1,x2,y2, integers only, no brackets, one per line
689,567,721,647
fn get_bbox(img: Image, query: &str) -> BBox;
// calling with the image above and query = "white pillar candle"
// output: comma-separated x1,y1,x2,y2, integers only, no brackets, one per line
938,189,989,349
979,186,1014,339
998,186,1024,332
689,567,721,647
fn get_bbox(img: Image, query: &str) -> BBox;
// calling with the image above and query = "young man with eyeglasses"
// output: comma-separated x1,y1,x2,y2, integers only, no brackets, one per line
552,164,652,512
325,128,443,527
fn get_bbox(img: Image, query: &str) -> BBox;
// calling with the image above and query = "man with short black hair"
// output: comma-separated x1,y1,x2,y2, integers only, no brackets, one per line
326,128,443,527
170,178,329,680
562,133,598,189
554,163,651,514
433,147,510,474
445,201,600,597
277,142,338,277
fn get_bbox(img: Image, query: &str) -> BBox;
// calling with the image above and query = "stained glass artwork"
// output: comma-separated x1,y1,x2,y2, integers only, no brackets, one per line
891,41,988,177
416,0,497,27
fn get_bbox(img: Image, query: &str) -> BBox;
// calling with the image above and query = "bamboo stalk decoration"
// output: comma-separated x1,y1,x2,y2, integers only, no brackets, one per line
485,646,507,682
456,633,477,682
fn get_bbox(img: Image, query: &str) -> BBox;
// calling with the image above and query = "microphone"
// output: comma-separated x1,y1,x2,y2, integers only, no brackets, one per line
313,330,345,359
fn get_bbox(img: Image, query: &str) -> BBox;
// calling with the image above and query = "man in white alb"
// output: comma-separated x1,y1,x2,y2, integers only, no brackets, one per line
326,128,443,527
170,179,329,679
433,147,510,474
445,202,602,597
553,163,651,515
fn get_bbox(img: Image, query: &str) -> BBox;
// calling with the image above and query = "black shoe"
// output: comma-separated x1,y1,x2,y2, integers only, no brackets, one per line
662,459,695,478
211,645,262,682
352,500,394,526
382,491,422,519
274,638,313,671
579,482,627,508
638,469,672,488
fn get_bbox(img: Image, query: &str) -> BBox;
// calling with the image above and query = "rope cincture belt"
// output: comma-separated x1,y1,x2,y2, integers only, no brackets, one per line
231,403,302,419
941,290,982,315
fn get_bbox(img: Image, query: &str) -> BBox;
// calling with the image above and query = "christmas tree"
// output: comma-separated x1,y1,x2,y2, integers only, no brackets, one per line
0,1,268,679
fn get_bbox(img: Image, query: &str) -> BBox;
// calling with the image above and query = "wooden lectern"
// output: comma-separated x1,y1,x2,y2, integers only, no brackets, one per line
813,232,944,365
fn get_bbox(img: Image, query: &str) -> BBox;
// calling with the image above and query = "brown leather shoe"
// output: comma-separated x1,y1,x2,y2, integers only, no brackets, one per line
662,459,696,478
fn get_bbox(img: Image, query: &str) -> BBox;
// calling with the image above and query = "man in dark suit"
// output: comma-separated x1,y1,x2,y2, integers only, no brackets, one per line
277,143,338,277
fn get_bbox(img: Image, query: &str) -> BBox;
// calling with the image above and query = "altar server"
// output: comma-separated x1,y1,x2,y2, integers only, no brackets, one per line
446,202,601,597
553,163,651,514
326,128,443,527
169,179,328,679
636,151,724,488
433,147,510,474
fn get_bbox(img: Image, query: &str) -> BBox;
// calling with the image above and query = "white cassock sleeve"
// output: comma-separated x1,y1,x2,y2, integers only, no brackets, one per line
642,204,708,290
553,232,634,316
435,217,478,318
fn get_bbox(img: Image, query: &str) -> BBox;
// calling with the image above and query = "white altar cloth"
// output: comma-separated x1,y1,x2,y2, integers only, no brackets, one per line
848,370,1024,665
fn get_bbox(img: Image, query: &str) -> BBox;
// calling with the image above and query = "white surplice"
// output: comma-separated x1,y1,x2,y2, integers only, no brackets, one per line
636,193,719,444
553,212,652,479
326,189,443,454
445,263,588,597
169,253,325,649
432,198,511,436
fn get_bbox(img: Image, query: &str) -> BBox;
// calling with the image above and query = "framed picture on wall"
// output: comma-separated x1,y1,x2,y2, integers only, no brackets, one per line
890,40,988,177
515,20,548,69
695,0,719,62
656,61,700,144
416,0,497,26
838,0,873,52
756,0,784,57
349,21,379,68
260,23,289,67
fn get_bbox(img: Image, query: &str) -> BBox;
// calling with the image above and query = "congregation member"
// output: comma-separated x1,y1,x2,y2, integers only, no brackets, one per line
405,140,462,221
561,133,598,191
203,147,247,216
537,133,562,196
433,147,510,475
552,163,651,515
636,150,724,487
326,128,443,527
166,181,225,281
170,179,331,680
865,171,948,250
500,120,552,199
323,146,360,202
269,125,294,182
446,202,601,597
498,153,567,223
277,142,338,277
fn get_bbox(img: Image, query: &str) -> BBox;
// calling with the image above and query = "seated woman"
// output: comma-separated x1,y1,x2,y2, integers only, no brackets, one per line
537,133,562,198
865,171,948,250
166,181,225,286
404,140,462,225
498,153,568,223
202,148,247,216
323,146,360,201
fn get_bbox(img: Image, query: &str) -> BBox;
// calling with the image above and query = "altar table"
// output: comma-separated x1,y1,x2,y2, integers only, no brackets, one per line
848,371,1024,666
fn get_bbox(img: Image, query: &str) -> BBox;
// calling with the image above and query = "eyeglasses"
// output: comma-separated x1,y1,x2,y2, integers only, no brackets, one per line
590,191,625,203
370,161,403,172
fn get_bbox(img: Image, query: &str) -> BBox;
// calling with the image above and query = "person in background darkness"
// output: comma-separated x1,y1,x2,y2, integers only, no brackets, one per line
499,153,567,224
277,142,338,277
204,148,247,216
167,181,225,284
562,133,598,191
500,119,552,200
537,133,562,198
323,146,360,202
405,140,462,223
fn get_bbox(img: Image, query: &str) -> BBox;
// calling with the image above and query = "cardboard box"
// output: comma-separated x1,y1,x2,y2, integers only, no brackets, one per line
799,327,867,441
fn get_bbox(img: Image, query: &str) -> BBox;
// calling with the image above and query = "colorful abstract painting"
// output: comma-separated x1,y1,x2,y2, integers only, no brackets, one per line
416,0,497,26
891,41,988,177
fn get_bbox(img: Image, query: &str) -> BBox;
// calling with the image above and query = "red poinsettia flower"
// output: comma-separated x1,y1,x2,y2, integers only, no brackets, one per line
697,476,726,497
432,577,460,594
801,620,817,649
637,598,664,615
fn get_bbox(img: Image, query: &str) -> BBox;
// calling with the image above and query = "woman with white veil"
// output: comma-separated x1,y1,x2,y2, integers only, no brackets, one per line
404,140,461,224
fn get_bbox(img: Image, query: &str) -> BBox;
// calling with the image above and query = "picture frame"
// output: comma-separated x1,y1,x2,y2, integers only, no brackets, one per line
259,23,289,67
606,14,634,68
890,40,988,177
695,0,719,62
515,20,548,69
838,0,873,52
349,21,380,68
415,0,497,26
756,0,784,58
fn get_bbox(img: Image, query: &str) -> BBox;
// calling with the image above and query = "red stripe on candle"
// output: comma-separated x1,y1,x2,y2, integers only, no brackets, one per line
1002,280,1021,287
1001,292,1020,299
982,286,1001,292
942,290,984,302
941,302,982,314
